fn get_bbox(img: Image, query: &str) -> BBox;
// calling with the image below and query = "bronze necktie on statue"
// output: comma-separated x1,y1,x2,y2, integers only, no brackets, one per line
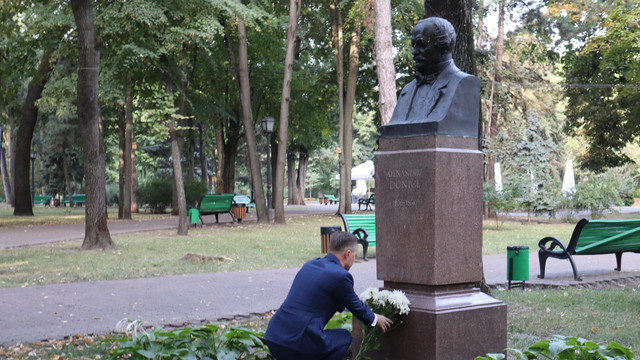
352,17,508,360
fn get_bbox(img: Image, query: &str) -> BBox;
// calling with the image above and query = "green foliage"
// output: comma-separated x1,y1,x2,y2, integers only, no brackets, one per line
184,179,208,207
107,323,273,360
40,147,84,196
477,336,635,360
515,335,633,360
611,167,636,206
325,312,353,333
490,115,562,218
572,171,622,218
135,177,172,213
105,183,120,206
483,181,523,229
562,2,640,170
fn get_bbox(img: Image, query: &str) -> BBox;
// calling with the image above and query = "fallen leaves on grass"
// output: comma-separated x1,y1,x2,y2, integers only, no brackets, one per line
0,334,110,360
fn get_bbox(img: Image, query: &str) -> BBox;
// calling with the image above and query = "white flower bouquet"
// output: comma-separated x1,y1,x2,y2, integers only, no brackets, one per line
355,287,411,360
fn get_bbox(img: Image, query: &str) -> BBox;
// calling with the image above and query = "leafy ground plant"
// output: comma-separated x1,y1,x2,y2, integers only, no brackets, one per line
476,335,635,359
107,322,273,360
493,287,640,352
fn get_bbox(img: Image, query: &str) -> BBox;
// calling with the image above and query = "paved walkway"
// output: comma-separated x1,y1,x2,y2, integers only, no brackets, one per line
1,204,640,346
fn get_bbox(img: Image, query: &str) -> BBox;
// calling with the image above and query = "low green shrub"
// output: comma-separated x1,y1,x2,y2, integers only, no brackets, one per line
476,335,635,360
135,178,172,213
483,181,523,229
105,183,119,206
107,323,273,360
573,172,621,218
184,179,208,207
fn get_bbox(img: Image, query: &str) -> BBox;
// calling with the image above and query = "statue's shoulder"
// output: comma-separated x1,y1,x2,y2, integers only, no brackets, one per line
399,79,417,96
447,63,475,81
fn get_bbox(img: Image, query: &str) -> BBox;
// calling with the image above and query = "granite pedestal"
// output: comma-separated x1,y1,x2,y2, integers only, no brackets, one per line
357,134,506,359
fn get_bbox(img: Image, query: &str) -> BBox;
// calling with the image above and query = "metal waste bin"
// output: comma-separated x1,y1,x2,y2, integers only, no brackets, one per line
320,226,342,253
507,246,529,290
232,204,246,222
188,208,200,227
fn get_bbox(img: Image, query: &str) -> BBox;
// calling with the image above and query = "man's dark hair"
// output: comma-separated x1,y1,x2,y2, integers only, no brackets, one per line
330,231,358,252
420,17,456,51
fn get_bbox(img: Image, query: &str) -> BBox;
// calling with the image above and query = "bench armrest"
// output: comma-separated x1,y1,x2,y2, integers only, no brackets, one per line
538,236,569,253
352,228,369,241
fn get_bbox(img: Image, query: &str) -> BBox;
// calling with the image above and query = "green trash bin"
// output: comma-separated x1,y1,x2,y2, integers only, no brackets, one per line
188,208,200,227
507,246,529,290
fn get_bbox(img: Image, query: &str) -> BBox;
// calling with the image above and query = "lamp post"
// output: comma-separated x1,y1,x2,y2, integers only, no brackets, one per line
30,151,36,205
261,116,275,210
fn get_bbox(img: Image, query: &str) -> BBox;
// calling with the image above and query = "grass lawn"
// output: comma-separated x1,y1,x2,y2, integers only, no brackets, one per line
0,204,169,228
0,214,363,288
494,287,640,355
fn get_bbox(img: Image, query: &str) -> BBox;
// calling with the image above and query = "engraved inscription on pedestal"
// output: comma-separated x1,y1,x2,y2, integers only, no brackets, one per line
375,144,483,286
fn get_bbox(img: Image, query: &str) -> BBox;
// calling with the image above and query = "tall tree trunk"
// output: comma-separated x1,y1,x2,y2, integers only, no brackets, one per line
287,151,298,205
342,24,362,214
123,71,133,219
374,0,397,126
180,73,195,183
199,123,209,188
13,50,53,216
62,146,74,207
71,0,114,249
0,127,12,204
274,0,301,223
219,133,238,194
8,110,16,205
235,13,268,223
215,127,225,194
330,1,346,213
118,104,125,219
484,0,504,218
296,151,308,205
131,139,138,213
161,58,189,235
187,120,195,183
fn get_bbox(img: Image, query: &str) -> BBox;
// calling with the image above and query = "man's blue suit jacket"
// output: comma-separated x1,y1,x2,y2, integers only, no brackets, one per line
265,253,375,355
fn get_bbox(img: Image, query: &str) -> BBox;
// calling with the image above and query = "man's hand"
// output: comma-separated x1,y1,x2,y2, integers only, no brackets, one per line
375,314,393,333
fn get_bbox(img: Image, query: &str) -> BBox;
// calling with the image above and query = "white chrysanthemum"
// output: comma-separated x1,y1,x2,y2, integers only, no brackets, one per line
389,290,411,315
115,318,148,339
359,287,379,302
375,290,392,307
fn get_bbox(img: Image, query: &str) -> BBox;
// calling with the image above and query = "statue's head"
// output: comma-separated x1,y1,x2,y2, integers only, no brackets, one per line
411,17,456,75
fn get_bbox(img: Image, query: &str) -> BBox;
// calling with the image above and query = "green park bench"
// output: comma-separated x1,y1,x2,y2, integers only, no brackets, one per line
338,213,376,261
195,194,236,224
357,194,375,211
62,194,86,206
324,195,339,205
33,195,52,206
538,218,640,281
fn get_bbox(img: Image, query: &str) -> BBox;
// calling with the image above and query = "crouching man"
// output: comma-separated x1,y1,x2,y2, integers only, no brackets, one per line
265,231,392,360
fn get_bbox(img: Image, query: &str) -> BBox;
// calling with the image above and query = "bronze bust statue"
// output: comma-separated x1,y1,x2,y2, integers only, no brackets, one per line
381,17,480,138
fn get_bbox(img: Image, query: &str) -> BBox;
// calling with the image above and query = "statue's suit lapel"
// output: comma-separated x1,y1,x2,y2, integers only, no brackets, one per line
398,81,417,122
424,66,454,117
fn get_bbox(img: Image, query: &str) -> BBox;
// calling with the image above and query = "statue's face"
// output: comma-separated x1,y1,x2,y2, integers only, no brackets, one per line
411,22,443,75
